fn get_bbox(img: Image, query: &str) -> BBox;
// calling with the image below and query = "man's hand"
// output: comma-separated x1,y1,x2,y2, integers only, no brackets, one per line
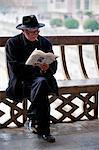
37,63,49,73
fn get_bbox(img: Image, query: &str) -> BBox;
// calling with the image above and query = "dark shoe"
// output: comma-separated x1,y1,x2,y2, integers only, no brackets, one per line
39,134,56,143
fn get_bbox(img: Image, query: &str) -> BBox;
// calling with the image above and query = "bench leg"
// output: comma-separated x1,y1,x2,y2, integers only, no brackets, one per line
94,91,98,119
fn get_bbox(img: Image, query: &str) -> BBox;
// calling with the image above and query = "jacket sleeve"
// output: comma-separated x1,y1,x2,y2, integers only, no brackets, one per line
47,60,58,75
5,39,40,80
42,39,58,75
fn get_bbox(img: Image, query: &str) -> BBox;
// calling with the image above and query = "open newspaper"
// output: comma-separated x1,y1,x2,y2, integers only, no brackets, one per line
25,49,58,66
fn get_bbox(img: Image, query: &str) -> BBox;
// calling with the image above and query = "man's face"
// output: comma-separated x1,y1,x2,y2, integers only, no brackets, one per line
23,28,40,42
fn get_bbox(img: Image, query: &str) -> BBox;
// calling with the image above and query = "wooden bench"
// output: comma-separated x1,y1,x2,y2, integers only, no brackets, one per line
0,36,99,127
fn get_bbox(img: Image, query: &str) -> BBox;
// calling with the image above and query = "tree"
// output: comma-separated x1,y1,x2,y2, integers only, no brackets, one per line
83,18,98,32
50,18,63,27
64,18,79,29
84,11,93,17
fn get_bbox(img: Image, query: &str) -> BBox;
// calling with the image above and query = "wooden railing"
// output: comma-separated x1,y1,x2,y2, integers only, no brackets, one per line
0,36,99,128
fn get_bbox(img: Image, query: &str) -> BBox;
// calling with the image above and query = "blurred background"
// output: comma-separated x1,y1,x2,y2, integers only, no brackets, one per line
0,0,99,36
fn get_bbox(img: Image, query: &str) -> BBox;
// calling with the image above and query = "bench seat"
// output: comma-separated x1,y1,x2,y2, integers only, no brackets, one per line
57,78,99,94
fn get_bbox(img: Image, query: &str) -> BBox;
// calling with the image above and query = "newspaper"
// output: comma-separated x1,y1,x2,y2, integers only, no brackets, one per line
25,49,58,66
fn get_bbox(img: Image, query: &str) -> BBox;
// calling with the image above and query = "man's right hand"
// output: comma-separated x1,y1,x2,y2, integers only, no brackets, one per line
37,63,49,73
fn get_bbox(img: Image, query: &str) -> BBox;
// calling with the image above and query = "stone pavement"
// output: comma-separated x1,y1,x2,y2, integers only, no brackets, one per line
0,120,99,150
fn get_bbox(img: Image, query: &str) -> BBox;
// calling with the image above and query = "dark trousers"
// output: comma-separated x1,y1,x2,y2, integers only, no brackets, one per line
24,77,50,135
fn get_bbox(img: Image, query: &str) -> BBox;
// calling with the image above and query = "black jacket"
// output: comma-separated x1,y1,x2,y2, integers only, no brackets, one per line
5,33,58,101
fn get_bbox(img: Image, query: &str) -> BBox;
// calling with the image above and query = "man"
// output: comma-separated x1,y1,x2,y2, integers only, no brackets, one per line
5,15,58,143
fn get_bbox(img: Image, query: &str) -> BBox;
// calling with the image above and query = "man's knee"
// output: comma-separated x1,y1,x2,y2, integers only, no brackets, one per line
37,77,48,87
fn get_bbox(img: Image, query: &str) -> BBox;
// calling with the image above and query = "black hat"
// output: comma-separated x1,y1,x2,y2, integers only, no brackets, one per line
16,15,45,30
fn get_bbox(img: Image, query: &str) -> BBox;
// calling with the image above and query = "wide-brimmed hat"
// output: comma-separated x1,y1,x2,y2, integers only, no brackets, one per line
16,15,45,30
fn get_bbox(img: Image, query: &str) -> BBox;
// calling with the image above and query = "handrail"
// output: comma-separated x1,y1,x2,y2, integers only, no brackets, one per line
1,35,99,46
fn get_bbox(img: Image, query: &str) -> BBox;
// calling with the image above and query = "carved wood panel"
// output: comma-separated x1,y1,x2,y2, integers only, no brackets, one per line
0,90,98,127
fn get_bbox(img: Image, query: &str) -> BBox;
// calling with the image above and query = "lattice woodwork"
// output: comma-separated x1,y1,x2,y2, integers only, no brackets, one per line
0,89,98,127
0,93,27,128
50,90,98,123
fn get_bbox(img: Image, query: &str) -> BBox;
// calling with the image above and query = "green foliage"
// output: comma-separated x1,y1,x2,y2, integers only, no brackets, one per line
50,18,63,27
84,11,93,17
64,18,79,29
83,18,98,32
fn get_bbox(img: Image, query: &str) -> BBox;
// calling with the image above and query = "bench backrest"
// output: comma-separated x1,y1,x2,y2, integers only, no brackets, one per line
0,36,99,80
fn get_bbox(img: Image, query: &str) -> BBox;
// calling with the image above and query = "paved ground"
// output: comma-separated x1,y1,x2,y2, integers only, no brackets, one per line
1,120,99,150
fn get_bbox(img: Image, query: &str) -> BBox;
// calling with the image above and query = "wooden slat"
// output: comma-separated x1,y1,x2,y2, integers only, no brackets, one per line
46,36,99,45
60,45,70,79
78,45,89,79
0,37,9,46
1,36,99,46
95,45,99,69
58,79,99,94
58,79,99,88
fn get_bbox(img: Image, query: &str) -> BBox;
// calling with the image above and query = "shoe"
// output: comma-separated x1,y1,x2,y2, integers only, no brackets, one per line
24,120,33,131
27,111,37,123
39,134,56,143
24,119,38,133
32,124,38,134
